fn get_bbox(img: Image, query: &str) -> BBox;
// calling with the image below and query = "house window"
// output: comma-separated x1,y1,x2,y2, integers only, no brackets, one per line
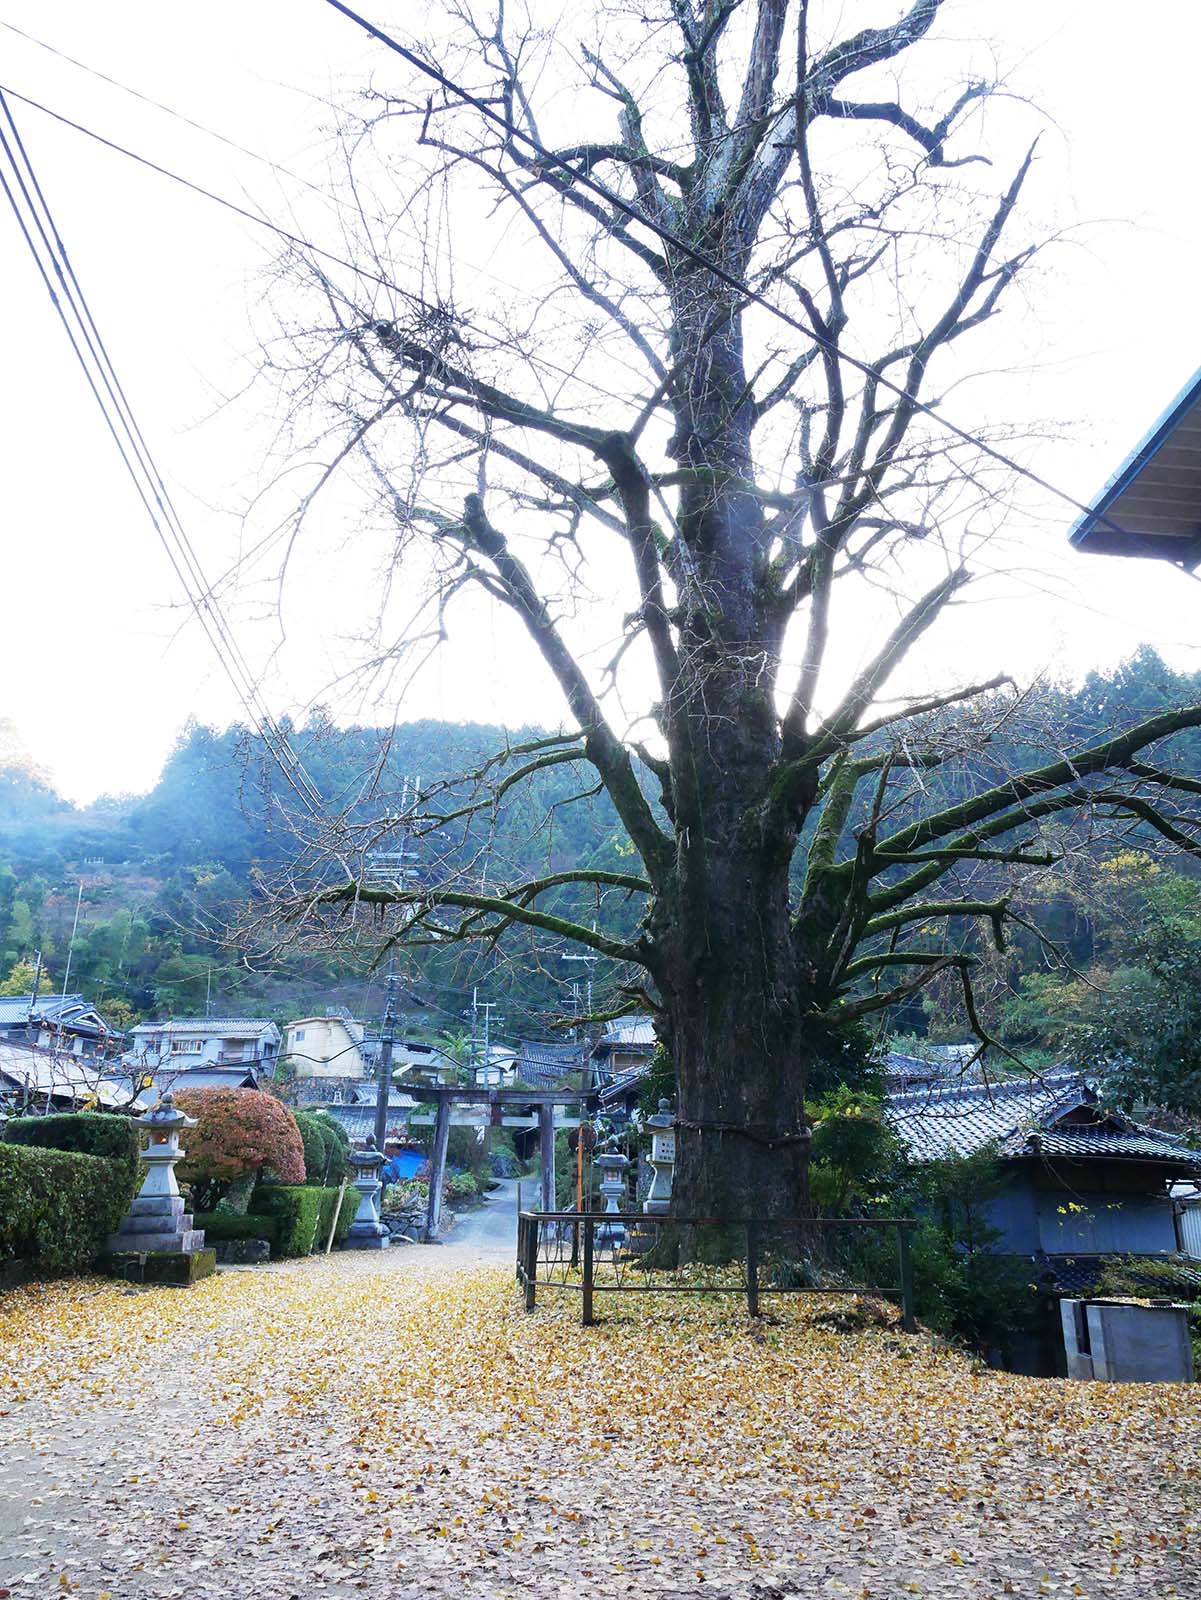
170,1039,202,1054
295,1029,305,1041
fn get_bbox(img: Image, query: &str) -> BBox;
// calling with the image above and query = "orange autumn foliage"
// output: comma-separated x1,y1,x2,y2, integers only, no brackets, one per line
173,1087,305,1188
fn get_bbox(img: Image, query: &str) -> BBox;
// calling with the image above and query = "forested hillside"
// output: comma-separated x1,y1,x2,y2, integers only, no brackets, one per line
2,648,1200,1098
0,710,631,1037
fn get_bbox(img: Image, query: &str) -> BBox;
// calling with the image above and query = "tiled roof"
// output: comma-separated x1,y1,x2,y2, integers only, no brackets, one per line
0,995,112,1034
516,1041,585,1088
1023,1127,1201,1165
598,1066,648,1107
1030,1254,1201,1298
0,1044,135,1108
132,1017,279,1036
882,1050,951,1087
887,1070,1201,1171
596,1016,656,1050
146,1066,260,1092
318,1098,418,1141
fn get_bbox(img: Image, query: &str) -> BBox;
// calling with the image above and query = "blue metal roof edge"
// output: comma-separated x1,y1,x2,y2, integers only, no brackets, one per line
1069,364,1201,565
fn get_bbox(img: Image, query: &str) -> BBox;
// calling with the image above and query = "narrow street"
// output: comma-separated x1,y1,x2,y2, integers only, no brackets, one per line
441,1176,522,1262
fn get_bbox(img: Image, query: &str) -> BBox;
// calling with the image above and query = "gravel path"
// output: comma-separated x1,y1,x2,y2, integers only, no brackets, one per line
2,1219,1199,1600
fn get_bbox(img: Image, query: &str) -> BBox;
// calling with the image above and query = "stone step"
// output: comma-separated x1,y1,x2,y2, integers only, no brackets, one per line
128,1195,186,1219
118,1212,193,1235
106,1228,205,1254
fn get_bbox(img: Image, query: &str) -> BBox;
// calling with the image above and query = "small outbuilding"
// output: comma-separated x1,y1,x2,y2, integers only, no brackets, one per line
888,1068,1201,1289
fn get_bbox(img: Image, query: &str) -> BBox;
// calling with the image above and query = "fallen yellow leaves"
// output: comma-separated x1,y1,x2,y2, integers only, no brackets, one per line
0,1252,1198,1599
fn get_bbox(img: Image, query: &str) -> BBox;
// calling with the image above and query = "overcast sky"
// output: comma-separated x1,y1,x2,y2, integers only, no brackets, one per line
2,1,1200,804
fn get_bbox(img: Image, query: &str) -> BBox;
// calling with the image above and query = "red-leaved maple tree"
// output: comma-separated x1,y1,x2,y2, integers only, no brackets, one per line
174,1087,305,1211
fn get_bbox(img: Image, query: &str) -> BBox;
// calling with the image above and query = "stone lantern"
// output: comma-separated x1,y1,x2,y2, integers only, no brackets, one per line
346,1136,390,1249
644,1099,676,1214
594,1139,630,1248
106,1094,216,1284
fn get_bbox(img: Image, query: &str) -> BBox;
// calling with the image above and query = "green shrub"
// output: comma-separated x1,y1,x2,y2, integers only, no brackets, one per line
448,1171,477,1200
311,1112,350,1177
292,1112,349,1185
253,1183,354,1256
383,1178,429,1211
5,1112,140,1209
193,1211,279,1247
0,1144,128,1272
293,1112,332,1185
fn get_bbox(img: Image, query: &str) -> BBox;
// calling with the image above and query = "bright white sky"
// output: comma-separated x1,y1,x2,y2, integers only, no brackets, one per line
1,1,1200,803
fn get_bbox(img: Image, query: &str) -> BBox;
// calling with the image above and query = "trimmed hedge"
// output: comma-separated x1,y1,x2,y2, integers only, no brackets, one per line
193,1211,279,1247
293,1111,348,1186
254,1183,355,1257
293,1112,327,1184
0,1144,128,1272
313,1112,350,1170
5,1112,140,1209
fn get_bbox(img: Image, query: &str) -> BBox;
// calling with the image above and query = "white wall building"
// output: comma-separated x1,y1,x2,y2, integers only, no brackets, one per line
125,1017,280,1071
281,1012,372,1080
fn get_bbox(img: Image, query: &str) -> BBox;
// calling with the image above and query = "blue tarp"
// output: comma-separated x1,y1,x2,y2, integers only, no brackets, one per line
382,1149,425,1182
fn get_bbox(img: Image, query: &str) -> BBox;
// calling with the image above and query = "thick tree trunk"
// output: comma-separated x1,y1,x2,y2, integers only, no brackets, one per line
670,990,812,1223
654,254,817,1228
661,839,814,1225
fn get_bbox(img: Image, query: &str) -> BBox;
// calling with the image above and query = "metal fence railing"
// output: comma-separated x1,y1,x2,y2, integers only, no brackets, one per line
516,1210,917,1329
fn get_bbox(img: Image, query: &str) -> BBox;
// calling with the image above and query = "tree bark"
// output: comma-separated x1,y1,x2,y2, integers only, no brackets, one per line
660,822,813,1223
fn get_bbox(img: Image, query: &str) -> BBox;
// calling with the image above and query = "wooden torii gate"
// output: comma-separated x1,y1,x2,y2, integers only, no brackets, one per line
400,1083,587,1242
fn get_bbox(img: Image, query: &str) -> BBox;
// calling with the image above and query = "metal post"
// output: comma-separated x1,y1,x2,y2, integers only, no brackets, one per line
61,881,83,1004
516,1212,526,1284
373,957,397,1151
746,1220,760,1319
424,1095,451,1241
523,1214,539,1312
582,1216,595,1326
898,1223,916,1333
538,1103,556,1214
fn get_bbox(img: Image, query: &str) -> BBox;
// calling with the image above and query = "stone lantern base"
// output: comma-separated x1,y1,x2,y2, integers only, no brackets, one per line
107,1194,205,1256
106,1248,217,1286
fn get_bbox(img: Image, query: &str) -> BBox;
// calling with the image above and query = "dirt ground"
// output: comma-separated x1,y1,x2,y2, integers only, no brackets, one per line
1,1193,1198,1600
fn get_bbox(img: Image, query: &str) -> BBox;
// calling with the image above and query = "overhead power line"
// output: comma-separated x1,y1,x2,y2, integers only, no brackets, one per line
0,89,325,815
0,78,435,320
0,17,341,211
320,0,1199,577
0,80,626,409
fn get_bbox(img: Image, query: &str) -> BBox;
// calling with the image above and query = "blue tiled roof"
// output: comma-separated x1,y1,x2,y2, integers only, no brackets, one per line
598,1067,648,1108
887,1069,1201,1171
0,994,112,1034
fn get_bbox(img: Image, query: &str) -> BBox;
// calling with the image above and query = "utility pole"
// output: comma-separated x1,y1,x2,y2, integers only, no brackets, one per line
563,947,598,1063
372,957,398,1150
480,998,502,1082
470,985,479,1078
366,773,420,1144
61,880,84,1003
